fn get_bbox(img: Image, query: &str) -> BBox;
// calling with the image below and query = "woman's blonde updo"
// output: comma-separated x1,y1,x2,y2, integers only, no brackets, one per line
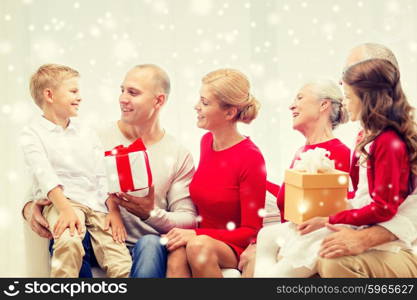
202,68,260,124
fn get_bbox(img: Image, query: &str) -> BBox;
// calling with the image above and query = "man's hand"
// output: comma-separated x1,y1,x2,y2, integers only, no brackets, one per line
164,228,196,252
319,224,368,258
114,186,155,220
23,200,53,239
297,217,328,235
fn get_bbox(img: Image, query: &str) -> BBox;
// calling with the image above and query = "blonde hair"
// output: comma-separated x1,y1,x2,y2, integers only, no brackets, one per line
305,79,349,129
202,68,260,124
30,64,79,108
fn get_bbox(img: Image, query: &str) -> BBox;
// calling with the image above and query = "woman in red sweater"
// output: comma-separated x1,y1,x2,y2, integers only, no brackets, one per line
240,79,351,277
255,59,417,277
165,69,267,277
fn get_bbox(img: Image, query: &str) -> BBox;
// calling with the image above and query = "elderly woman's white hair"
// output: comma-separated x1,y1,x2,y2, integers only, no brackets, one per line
304,79,348,129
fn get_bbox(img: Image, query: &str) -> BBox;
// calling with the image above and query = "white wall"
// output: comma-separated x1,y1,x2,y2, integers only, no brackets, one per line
1,0,416,276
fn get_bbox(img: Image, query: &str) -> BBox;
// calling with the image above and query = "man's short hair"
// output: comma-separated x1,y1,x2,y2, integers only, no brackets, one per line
29,64,79,108
134,64,171,96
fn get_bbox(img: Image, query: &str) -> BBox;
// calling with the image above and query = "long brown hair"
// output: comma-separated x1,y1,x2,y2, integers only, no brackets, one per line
343,58,417,175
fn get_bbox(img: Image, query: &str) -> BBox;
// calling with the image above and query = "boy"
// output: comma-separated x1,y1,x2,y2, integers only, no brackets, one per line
20,64,132,277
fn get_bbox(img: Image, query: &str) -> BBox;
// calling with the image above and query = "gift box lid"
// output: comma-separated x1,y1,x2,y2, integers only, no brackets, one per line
284,169,349,189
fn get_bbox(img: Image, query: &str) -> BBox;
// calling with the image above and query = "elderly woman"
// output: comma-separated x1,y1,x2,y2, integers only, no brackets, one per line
239,79,351,277
164,69,267,277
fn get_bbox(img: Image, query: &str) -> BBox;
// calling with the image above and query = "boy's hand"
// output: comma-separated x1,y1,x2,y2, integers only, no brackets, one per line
104,211,127,244
297,217,328,235
53,207,82,239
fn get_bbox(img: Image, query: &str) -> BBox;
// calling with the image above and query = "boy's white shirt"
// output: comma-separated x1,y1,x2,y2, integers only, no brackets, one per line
20,116,108,213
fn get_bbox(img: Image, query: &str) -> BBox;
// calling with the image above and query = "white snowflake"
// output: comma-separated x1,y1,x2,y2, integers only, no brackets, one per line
89,26,101,37
190,0,213,15
200,40,214,53
267,13,280,25
8,171,17,182
298,201,309,214
197,253,208,264
338,175,348,185
159,237,168,245
0,40,12,54
386,0,400,14
226,221,236,231
257,208,266,218
113,40,137,62
409,42,417,52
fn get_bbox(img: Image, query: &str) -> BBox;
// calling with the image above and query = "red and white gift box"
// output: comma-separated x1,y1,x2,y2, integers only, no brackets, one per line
104,138,153,197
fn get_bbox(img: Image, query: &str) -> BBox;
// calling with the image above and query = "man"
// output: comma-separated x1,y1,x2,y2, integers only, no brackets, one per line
316,43,417,277
23,64,197,278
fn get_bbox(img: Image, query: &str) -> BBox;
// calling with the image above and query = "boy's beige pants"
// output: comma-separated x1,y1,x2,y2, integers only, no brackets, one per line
43,201,132,278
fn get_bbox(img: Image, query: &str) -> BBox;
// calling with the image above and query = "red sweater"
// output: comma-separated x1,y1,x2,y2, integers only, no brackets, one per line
190,132,267,256
329,129,411,226
277,139,351,222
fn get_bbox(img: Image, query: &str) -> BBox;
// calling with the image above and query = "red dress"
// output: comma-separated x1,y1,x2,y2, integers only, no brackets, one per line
277,138,351,222
190,132,267,257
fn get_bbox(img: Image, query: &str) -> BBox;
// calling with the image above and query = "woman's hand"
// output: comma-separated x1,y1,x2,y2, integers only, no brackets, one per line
164,228,196,252
297,217,328,235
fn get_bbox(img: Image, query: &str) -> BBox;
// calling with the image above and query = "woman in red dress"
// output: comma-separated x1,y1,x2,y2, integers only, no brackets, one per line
165,69,267,277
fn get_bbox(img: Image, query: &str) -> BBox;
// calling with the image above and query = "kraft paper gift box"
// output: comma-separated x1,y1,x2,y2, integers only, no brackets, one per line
284,169,349,224
104,138,153,197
